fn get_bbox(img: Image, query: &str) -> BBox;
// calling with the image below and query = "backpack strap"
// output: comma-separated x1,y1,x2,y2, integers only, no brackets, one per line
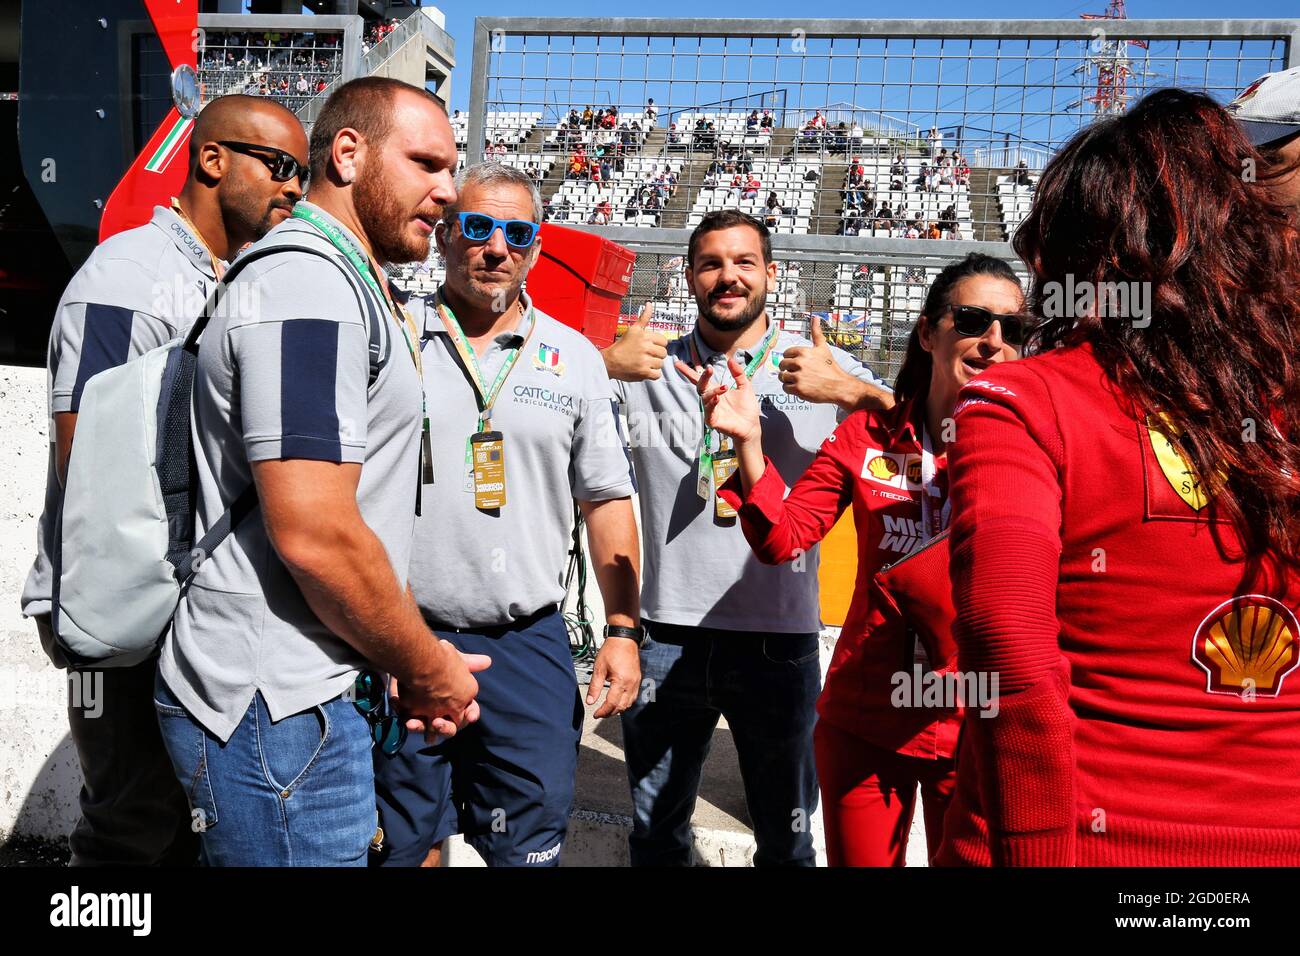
173,239,395,584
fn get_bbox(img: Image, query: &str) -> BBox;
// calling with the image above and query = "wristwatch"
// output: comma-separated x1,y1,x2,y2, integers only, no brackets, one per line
603,624,647,648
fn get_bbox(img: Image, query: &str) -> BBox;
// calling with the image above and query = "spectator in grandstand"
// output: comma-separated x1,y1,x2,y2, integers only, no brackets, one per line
553,196,572,222
742,173,761,201
645,98,658,124
625,194,641,222
928,126,943,156
940,203,957,231
566,146,587,180
805,167,820,184
605,210,894,867
589,199,612,225
761,109,774,132
589,160,603,190
937,88,1300,867
296,74,309,95
874,202,893,231
566,107,581,128
945,222,963,240
693,253,1024,866
1227,66,1300,208
833,122,850,155
747,110,760,133
663,165,678,199
926,221,942,240
582,105,594,128
1013,159,1032,187
763,192,780,228
851,121,864,148
668,122,682,146
702,167,719,188
904,222,921,240
601,108,618,131
22,94,310,868
891,153,906,177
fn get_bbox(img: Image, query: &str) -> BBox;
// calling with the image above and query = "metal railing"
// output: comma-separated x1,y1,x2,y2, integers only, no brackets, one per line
466,18,1298,246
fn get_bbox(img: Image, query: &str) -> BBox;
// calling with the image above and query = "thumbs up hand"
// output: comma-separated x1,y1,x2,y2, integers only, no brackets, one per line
777,317,849,404
601,303,670,383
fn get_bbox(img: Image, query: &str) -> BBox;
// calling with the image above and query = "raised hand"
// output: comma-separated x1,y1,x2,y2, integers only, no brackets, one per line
675,353,762,445
602,302,670,382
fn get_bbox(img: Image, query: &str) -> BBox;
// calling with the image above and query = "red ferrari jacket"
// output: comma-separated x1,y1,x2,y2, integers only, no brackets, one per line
936,341,1300,866
719,394,962,759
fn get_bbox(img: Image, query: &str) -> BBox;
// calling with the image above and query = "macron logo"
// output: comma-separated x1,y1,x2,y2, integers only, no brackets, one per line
524,840,562,865
49,886,151,936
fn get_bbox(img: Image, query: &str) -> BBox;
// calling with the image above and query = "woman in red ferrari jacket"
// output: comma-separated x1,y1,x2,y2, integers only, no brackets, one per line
682,253,1028,865
936,88,1300,865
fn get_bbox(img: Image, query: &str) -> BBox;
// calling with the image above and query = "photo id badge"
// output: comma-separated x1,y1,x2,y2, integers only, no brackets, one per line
471,430,506,510
712,448,738,519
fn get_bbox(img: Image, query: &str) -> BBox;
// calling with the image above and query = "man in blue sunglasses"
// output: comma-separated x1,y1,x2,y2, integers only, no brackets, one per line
374,162,642,867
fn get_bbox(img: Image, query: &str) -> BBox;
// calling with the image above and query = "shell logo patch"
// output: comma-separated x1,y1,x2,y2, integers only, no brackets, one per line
866,455,899,481
1146,416,1209,512
1192,595,1300,697
861,449,923,492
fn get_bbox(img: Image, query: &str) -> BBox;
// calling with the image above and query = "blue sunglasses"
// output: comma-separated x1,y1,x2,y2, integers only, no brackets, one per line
457,212,540,248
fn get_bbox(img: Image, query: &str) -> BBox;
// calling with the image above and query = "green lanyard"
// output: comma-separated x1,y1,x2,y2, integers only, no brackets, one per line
688,319,781,493
433,289,535,485
289,205,423,381
433,290,534,432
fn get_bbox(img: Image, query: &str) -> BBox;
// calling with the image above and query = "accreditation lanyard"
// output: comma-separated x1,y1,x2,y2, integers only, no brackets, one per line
431,289,535,475
290,205,432,494
687,319,781,498
918,424,950,541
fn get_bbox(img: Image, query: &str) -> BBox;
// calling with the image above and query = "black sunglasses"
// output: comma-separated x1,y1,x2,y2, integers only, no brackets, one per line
947,304,1033,347
218,141,309,187
352,670,407,756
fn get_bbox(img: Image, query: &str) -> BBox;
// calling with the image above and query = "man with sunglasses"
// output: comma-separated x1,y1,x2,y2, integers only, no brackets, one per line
155,78,484,866
20,94,307,867
372,162,640,868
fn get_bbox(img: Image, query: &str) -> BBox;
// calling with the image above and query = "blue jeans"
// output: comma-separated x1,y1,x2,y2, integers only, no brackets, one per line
153,674,375,866
620,620,821,866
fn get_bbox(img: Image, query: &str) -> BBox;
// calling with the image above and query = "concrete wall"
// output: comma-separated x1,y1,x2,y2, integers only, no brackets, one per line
0,364,81,844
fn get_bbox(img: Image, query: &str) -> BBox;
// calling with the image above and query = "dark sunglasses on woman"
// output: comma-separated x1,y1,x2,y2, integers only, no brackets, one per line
948,304,1034,347
218,140,310,187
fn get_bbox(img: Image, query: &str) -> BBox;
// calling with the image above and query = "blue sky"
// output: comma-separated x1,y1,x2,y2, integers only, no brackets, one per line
427,1,1298,115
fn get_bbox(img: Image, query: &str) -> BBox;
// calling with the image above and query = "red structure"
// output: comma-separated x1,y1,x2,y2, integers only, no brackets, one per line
99,0,198,242
529,224,637,348
1079,0,1149,116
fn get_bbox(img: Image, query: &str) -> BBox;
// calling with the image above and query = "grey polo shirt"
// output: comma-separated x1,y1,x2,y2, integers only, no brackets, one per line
22,204,223,625
160,201,424,742
406,289,634,629
613,320,888,634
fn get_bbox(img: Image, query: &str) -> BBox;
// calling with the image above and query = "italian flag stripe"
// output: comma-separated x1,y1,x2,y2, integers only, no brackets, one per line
144,116,194,174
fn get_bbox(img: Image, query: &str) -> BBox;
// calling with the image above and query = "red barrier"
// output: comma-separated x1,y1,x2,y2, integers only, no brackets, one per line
528,224,635,348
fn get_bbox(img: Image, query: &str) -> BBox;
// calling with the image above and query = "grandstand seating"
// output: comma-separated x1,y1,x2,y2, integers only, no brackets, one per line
996,173,1039,240
548,156,685,227
838,155,975,239
452,111,544,149
687,159,817,235
198,29,343,113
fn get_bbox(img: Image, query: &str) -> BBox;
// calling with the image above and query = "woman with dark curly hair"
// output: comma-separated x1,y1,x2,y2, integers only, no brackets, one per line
936,88,1300,866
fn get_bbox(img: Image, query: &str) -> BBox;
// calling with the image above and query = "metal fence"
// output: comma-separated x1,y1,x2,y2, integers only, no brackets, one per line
444,18,1298,375
465,18,1296,243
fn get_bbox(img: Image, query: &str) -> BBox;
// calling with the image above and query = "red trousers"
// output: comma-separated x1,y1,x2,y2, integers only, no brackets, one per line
815,720,957,866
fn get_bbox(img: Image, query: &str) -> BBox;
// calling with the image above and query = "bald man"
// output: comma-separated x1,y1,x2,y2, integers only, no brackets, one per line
20,94,308,867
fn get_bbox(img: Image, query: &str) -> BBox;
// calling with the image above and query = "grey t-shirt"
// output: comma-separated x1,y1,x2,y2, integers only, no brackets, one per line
22,204,222,624
406,290,633,629
160,202,424,742
614,320,888,633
